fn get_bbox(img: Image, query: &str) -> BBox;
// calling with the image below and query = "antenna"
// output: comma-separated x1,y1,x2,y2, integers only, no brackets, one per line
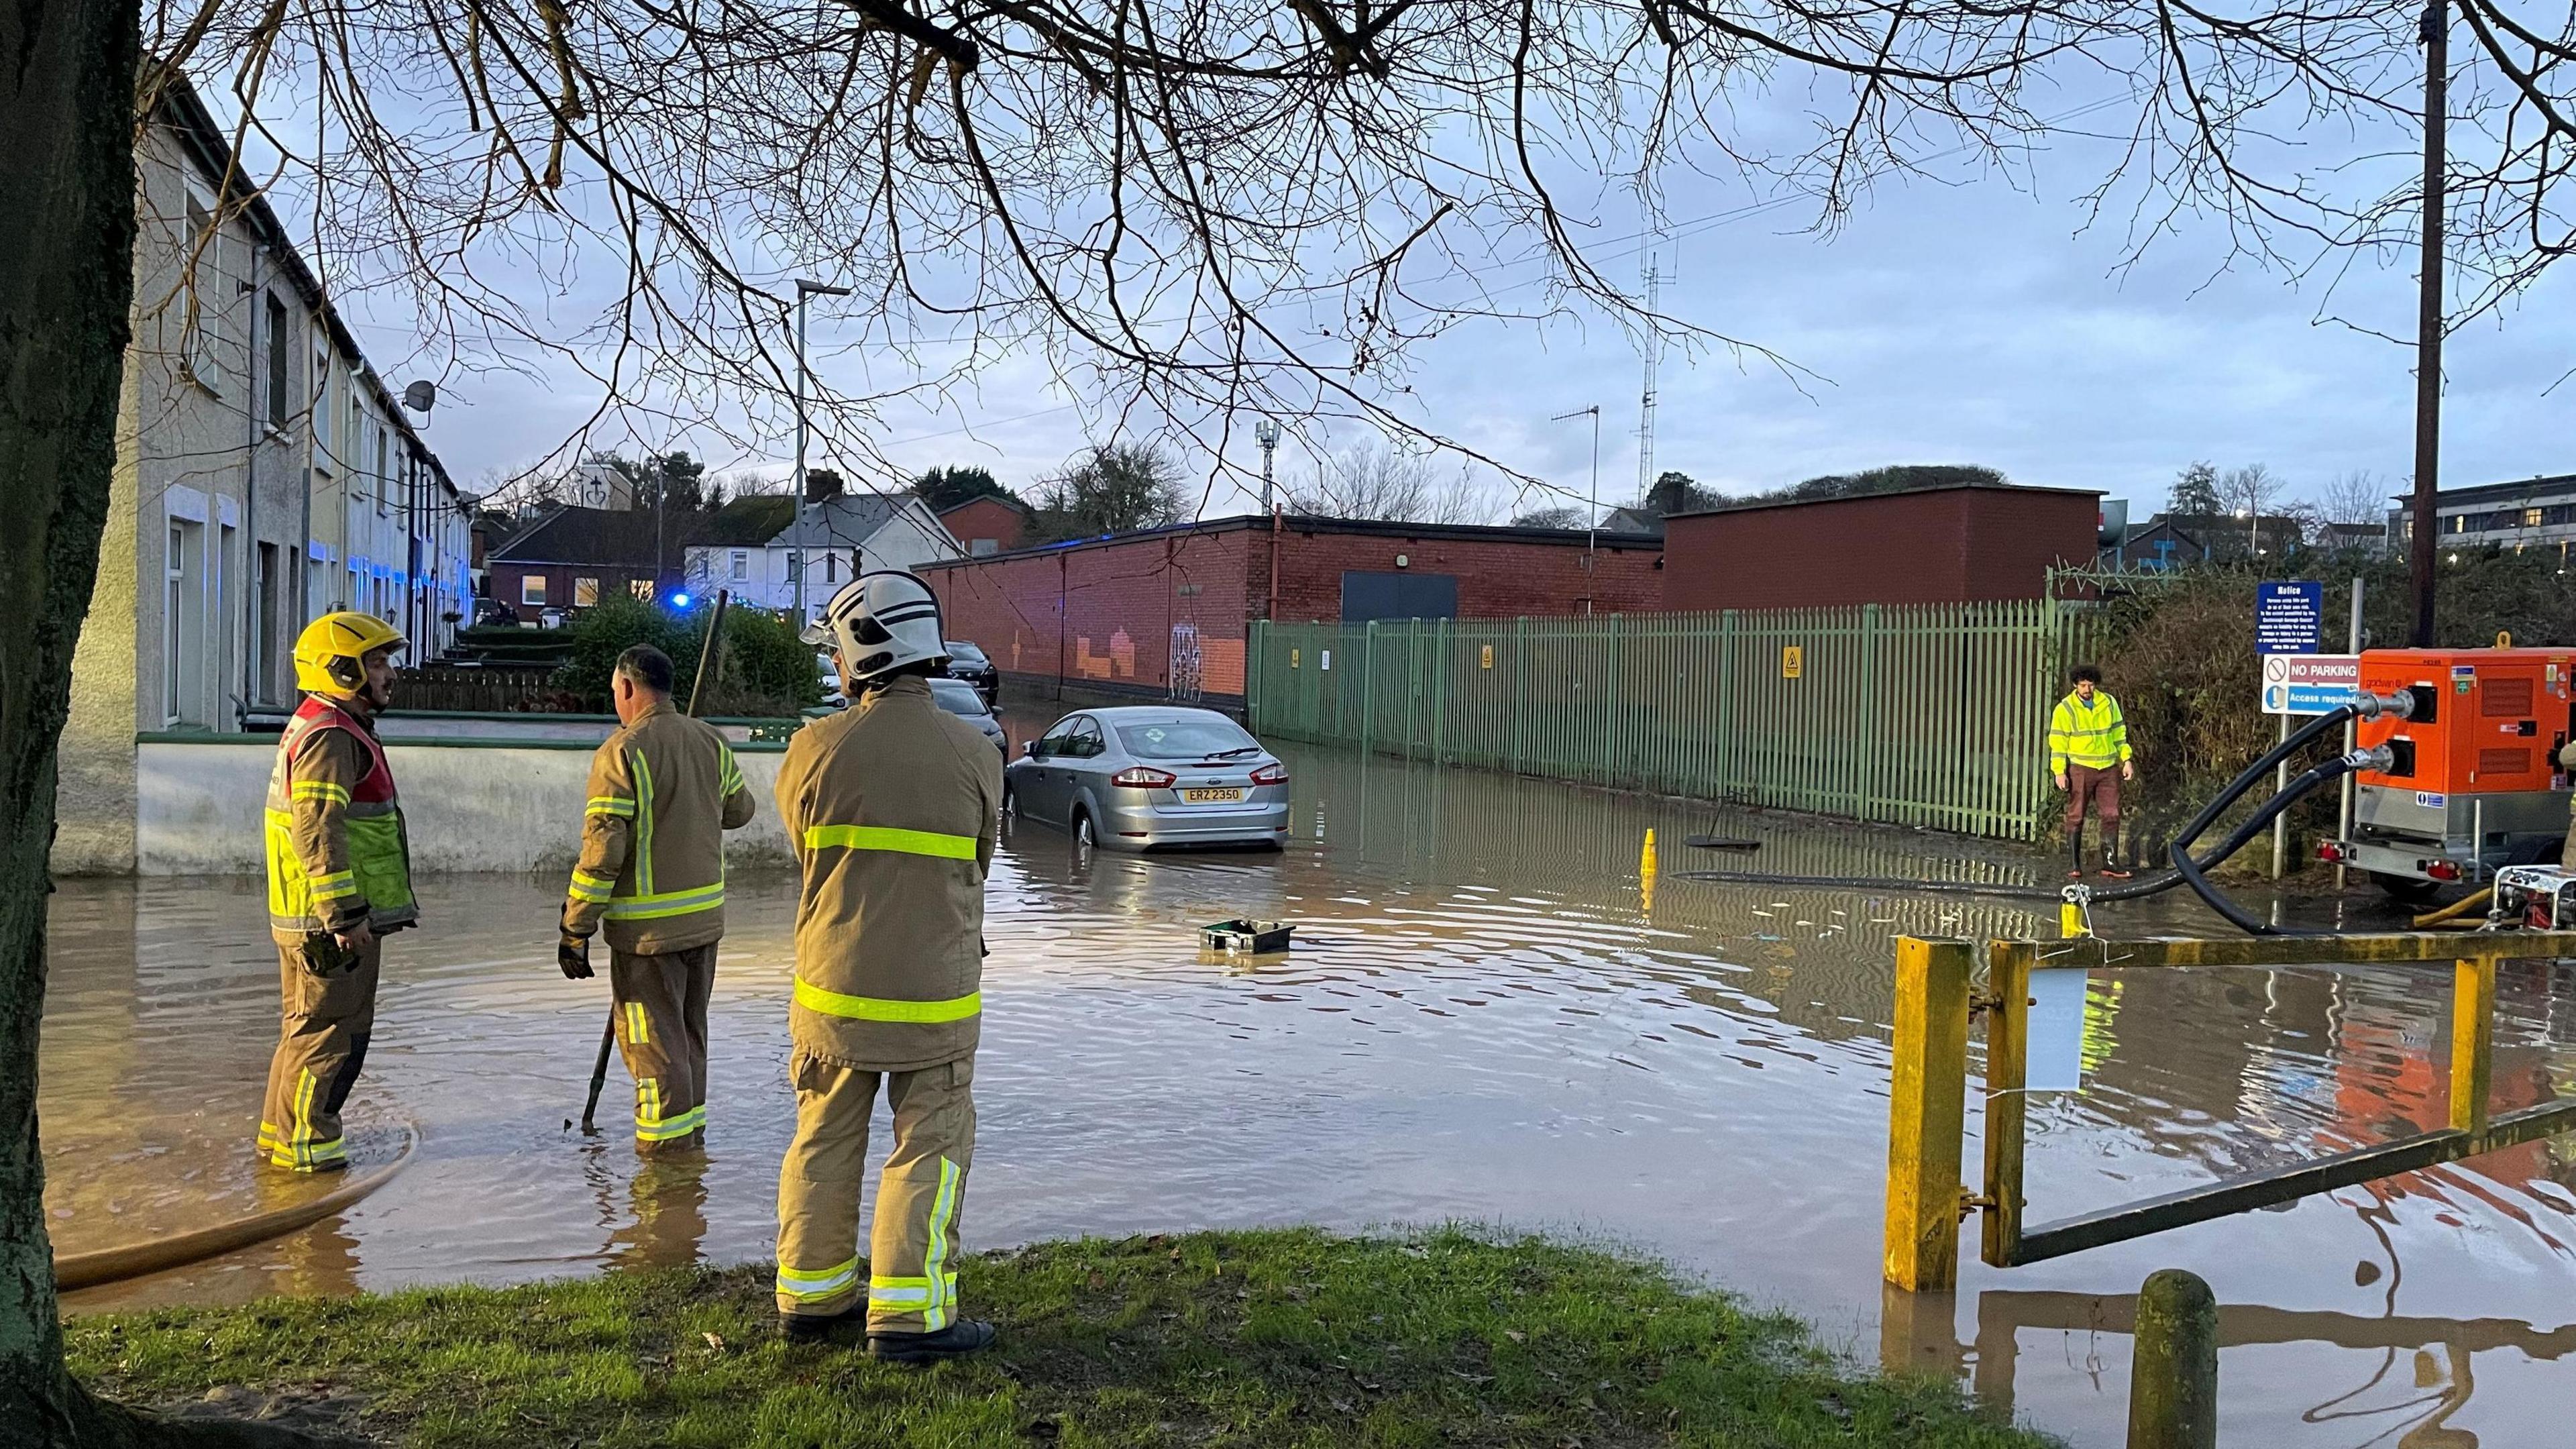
1636,247,1661,503
1254,417,1281,514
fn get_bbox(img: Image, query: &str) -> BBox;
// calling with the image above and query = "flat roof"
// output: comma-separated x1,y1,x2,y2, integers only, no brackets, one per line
2418,474,2576,509
916,512,1664,568
1665,480,2103,521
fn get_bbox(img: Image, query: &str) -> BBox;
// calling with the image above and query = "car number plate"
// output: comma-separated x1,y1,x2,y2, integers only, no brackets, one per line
1182,787,1245,804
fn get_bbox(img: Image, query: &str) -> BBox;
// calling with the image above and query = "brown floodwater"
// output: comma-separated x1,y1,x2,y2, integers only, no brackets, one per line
40,734,2576,1447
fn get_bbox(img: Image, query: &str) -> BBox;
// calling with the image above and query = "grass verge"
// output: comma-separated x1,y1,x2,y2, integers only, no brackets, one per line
70,1226,2055,1448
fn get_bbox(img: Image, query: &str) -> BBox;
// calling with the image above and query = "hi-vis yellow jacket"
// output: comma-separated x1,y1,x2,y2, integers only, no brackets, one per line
774,676,1001,1073
2048,690,2132,773
564,702,756,954
266,694,416,944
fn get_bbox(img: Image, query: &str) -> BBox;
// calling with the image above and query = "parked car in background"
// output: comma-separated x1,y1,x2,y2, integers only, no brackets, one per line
943,639,999,707
1005,706,1288,851
930,677,1006,752
471,597,515,628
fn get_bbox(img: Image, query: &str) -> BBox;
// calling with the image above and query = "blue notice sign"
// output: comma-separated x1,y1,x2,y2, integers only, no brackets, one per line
2255,581,2324,655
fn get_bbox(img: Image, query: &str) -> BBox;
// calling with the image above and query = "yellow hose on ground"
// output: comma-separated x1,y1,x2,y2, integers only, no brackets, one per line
2413,887,2494,929
53,1122,419,1291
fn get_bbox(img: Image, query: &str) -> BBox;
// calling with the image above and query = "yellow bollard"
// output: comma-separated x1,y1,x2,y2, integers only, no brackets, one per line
2060,901,2086,938
1640,828,1658,879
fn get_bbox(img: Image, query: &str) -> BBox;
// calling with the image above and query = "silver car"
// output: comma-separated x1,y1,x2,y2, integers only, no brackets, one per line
1006,706,1289,850
930,676,1006,751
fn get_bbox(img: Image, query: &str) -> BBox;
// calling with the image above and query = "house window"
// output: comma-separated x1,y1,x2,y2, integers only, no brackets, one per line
182,188,223,395
825,551,837,584
312,345,331,447
521,574,547,606
970,538,999,557
164,519,203,724
265,294,290,428
630,579,655,602
730,550,749,581
574,576,599,606
2449,515,2465,533
2524,507,2544,528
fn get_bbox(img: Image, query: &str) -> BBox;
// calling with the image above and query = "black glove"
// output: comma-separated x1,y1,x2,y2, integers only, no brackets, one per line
299,932,352,977
557,928,594,980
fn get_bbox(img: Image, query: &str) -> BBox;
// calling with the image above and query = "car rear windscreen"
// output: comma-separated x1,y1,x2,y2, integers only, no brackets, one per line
929,680,988,716
946,642,988,661
1117,720,1256,759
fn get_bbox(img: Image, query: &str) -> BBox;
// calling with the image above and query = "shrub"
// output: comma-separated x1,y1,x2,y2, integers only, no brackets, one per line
554,596,820,716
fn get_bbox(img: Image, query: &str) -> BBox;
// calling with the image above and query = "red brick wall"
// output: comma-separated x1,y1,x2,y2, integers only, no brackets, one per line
922,521,1668,702
1661,488,2098,612
1266,527,1662,623
940,498,1026,554
922,529,1257,698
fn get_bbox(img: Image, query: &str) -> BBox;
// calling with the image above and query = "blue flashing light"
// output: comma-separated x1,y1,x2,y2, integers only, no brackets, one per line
670,592,693,610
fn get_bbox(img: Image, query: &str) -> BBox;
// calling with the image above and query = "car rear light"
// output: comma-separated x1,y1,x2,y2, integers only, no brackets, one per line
1111,766,1177,789
1249,763,1289,786
2316,841,2348,863
2426,860,2464,882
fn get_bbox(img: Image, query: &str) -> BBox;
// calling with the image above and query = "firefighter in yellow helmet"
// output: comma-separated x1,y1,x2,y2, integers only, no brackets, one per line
256,612,414,1171
771,572,1000,1360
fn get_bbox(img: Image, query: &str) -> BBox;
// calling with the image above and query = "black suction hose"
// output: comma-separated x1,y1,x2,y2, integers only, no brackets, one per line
2166,751,2373,935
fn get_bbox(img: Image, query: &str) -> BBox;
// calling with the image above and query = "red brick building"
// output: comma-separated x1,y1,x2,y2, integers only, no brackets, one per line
938,496,1030,556
917,515,1663,704
1661,482,2101,612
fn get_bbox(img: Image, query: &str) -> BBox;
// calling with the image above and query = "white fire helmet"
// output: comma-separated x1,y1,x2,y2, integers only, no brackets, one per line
801,570,950,689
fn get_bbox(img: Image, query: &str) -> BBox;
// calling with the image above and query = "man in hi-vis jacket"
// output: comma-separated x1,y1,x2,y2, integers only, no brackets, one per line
559,644,755,1153
771,572,1001,1362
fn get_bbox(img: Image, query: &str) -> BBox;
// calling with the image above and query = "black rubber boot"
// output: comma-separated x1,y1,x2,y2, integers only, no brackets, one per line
2068,824,2086,880
2100,824,2131,879
867,1319,998,1364
778,1303,866,1344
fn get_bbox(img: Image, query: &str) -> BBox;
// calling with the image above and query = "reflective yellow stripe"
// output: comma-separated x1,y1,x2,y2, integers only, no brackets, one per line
308,871,359,900
292,781,351,804
867,1273,957,1307
920,1156,961,1330
777,1256,861,1301
568,869,615,904
604,883,725,920
632,751,656,896
587,795,636,817
625,1000,649,1044
802,824,978,859
793,979,981,1023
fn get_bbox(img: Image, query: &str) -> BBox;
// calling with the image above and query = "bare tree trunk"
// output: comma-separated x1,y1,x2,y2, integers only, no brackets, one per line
2,11,358,1444
0,0,144,1440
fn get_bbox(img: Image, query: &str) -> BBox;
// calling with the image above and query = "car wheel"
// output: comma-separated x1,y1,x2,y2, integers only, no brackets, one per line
2371,871,2441,903
1073,810,1095,850
1001,785,1018,819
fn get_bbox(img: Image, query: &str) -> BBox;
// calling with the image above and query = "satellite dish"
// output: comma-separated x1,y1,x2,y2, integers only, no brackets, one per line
400,380,437,414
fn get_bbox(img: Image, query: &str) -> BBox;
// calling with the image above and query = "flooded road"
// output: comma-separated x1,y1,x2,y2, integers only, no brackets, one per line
41,737,2576,1447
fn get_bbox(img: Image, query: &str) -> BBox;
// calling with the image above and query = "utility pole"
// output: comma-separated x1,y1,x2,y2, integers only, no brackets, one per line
1552,405,1602,608
2410,0,2448,647
791,278,851,624
1254,417,1280,515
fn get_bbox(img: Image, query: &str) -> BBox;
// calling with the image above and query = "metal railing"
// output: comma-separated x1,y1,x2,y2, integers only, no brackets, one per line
1248,600,2099,841
1882,930,2576,1293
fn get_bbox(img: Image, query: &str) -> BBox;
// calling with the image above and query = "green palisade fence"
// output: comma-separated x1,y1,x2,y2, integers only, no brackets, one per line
1246,603,2100,843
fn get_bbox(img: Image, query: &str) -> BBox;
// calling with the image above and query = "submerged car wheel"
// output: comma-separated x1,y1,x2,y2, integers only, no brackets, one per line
1074,810,1095,850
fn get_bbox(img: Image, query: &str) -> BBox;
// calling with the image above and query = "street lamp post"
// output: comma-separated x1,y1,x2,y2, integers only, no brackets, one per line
1551,405,1602,608
792,278,851,623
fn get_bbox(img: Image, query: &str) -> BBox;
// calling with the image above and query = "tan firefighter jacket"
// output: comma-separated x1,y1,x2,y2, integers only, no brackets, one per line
266,694,417,945
773,675,1001,1073
564,701,757,954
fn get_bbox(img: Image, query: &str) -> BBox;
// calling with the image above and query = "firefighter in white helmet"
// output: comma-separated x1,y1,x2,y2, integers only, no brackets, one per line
771,572,1001,1359
258,612,414,1171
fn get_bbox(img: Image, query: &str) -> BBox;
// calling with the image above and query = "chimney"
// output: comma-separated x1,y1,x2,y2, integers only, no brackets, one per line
804,467,845,505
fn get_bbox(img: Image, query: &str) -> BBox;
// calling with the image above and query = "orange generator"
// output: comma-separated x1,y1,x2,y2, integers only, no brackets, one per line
2330,647,2576,896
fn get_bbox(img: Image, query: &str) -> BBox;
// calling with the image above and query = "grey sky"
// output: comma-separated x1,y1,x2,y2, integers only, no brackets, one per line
394,113,2571,523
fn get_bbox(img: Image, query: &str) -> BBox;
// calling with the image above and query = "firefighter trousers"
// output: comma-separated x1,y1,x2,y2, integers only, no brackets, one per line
612,943,717,1152
773,1050,975,1332
258,935,382,1171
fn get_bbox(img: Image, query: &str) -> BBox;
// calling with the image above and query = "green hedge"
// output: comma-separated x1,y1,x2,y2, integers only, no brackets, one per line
553,596,821,716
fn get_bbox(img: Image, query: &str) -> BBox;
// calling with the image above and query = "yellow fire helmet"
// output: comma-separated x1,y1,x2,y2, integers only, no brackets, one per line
292,611,408,698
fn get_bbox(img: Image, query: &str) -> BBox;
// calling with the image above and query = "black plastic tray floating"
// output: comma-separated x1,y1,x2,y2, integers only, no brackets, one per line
1685,835,1764,851
1200,918,1293,955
